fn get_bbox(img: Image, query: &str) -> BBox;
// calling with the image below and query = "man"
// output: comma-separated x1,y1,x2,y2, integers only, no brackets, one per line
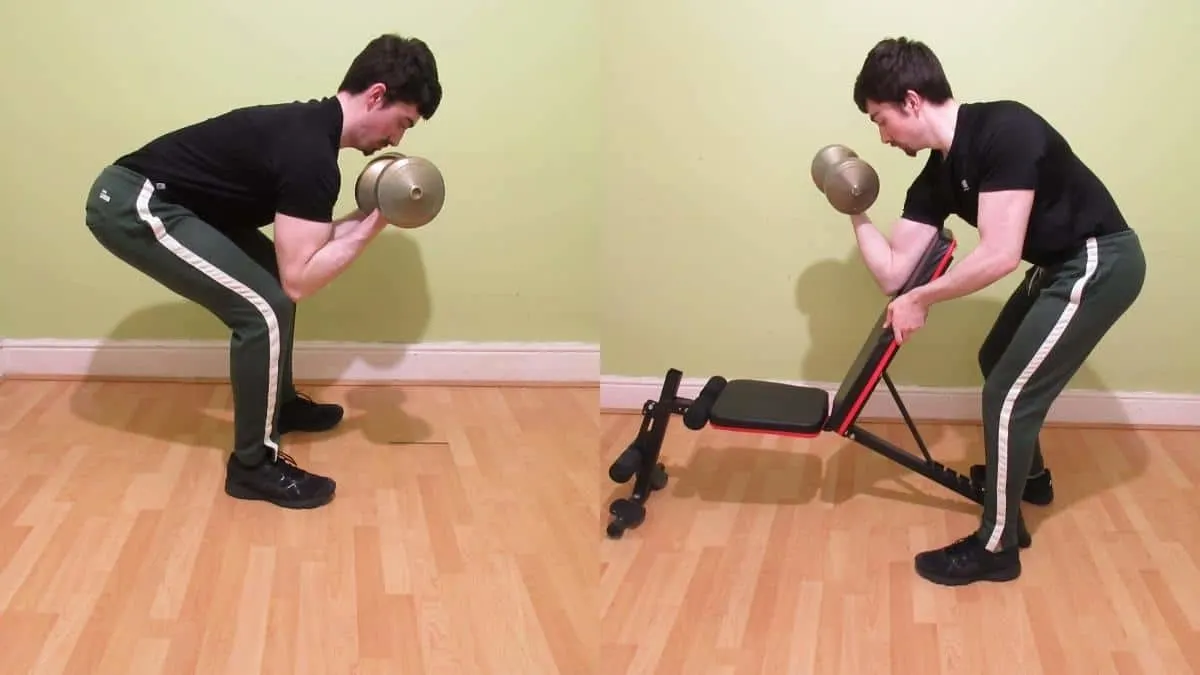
83,34,442,509
848,37,1146,585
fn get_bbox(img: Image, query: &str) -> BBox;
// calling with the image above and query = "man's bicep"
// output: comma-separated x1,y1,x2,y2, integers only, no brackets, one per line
976,190,1033,267
272,213,334,295
890,217,940,288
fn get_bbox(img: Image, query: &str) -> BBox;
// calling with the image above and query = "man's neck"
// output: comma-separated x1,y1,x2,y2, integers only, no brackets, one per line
924,99,961,154
335,91,361,149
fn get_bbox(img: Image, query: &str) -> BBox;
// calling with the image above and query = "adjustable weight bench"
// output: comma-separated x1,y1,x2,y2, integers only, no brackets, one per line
606,228,984,539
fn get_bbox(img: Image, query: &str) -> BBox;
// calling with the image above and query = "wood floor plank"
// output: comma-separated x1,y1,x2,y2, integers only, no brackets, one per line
3,378,1199,673
599,411,1200,675
0,379,598,675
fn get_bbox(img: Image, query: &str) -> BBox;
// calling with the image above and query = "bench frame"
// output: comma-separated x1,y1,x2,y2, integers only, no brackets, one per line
604,228,986,539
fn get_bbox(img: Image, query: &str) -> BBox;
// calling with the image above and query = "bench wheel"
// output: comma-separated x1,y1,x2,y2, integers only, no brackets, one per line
607,499,644,539
606,463,668,539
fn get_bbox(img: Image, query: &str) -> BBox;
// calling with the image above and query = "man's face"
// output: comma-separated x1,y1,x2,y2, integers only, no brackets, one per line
358,94,420,155
865,97,924,157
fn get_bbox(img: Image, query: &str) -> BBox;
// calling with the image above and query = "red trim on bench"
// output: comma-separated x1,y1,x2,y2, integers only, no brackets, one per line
833,239,958,436
709,423,822,438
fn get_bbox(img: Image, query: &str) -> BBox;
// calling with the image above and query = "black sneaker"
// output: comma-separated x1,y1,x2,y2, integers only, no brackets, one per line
278,393,344,434
970,464,1054,506
224,451,336,509
914,535,1021,586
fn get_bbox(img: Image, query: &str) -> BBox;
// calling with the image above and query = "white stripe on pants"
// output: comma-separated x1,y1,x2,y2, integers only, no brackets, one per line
133,179,283,460
986,237,1099,551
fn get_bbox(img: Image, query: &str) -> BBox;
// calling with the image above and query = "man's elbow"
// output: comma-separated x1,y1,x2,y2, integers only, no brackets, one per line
280,273,309,302
989,249,1023,279
883,260,920,296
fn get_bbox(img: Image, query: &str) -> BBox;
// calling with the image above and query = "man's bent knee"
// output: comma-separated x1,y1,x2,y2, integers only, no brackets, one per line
980,372,1011,421
977,343,995,379
222,282,294,343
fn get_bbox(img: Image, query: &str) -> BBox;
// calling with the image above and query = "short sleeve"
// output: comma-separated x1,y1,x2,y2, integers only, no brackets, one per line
976,109,1046,192
274,137,340,223
900,154,951,227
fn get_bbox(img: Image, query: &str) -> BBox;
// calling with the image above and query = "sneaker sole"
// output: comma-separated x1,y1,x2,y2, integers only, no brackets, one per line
224,483,336,509
279,423,343,435
916,562,1022,587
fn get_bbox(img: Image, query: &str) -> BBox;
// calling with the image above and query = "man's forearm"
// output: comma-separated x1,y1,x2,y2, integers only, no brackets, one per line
906,245,1018,307
850,213,900,292
287,213,387,299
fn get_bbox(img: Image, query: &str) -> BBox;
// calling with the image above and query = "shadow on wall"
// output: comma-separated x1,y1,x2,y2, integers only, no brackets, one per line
69,229,437,450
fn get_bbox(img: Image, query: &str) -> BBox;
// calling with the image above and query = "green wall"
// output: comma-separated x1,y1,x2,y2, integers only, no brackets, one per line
0,0,599,345
2,0,1196,395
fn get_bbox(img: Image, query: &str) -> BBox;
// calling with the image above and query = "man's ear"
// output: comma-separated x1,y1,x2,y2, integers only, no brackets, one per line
367,82,388,110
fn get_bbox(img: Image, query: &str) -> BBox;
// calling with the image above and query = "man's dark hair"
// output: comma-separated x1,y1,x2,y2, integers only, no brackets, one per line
339,34,442,119
852,37,953,113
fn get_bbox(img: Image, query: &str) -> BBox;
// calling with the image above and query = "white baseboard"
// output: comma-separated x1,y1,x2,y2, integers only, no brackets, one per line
0,340,1194,427
600,375,1200,428
0,338,599,385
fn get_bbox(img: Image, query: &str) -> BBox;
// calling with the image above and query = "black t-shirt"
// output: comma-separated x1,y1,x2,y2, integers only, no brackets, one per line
901,100,1129,267
114,97,343,232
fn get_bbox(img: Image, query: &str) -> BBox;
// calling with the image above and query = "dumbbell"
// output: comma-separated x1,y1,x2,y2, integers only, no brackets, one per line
810,144,880,215
354,152,446,229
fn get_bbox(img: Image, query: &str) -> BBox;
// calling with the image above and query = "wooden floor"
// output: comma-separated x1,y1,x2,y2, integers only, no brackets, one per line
0,379,597,675
3,379,1200,674
600,412,1200,675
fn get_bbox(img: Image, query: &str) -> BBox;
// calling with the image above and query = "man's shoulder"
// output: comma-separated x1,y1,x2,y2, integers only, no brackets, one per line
227,97,344,170
217,96,337,120
230,97,340,139
133,97,339,150
968,99,1037,115
966,100,1053,137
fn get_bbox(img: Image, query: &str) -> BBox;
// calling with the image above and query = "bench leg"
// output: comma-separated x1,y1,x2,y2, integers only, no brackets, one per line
844,423,983,505
606,368,688,538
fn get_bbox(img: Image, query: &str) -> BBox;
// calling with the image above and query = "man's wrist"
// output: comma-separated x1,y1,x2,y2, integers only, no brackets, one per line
333,210,385,241
904,286,932,308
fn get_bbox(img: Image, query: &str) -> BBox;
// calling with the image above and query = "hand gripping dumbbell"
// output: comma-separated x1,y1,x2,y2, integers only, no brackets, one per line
810,144,880,215
354,152,446,229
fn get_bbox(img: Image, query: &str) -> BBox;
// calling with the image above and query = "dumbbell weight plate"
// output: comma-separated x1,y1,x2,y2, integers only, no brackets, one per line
375,155,446,229
354,152,405,214
810,144,858,192
822,157,880,215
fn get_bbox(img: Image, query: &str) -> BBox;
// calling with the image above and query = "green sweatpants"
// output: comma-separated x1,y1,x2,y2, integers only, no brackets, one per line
975,229,1146,551
83,164,299,465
